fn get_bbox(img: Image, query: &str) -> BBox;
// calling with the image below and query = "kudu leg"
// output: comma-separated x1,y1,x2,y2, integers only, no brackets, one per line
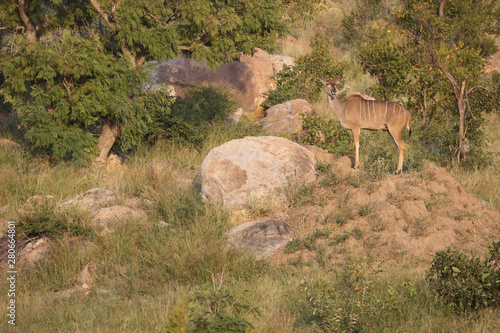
387,130,406,174
351,127,361,169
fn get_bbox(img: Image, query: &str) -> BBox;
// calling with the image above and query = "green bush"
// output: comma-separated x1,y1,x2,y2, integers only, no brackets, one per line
145,84,237,146
427,242,500,313
291,114,353,157
263,34,346,108
188,280,259,333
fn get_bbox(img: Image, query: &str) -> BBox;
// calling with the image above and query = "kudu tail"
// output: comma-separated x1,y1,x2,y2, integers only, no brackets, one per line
407,117,412,139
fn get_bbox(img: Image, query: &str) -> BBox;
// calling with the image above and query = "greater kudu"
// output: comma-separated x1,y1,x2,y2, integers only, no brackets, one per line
319,75,412,174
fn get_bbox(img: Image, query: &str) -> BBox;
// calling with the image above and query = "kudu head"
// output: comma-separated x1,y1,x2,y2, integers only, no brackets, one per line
319,75,342,99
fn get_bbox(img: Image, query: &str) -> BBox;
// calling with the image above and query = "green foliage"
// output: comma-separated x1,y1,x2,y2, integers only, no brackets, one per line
427,242,500,313
291,114,353,157
397,0,499,56
0,0,289,163
263,34,346,108
188,279,258,333
145,84,237,147
341,0,384,45
166,296,188,333
285,229,331,253
0,32,147,163
357,36,411,100
298,262,374,332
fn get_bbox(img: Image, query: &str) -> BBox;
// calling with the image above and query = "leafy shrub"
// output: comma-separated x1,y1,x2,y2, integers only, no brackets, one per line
263,34,346,108
427,242,500,313
145,84,237,146
187,277,259,333
298,261,376,332
291,114,353,157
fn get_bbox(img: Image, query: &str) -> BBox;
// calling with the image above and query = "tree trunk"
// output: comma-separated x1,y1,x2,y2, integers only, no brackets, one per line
439,0,448,18
96,119,120,162
422,85,428,125
457,80,469,161
18,0,36,43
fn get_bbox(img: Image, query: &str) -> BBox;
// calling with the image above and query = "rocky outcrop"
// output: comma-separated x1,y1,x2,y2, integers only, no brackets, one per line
261,99,315,135
149,48,274,114
201,136,317,209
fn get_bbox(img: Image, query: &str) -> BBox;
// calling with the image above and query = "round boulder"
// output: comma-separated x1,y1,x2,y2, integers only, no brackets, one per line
201,136,317,209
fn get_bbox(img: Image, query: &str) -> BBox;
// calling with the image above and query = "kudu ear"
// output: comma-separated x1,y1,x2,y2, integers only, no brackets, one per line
318,75,328,85
331,75,343,85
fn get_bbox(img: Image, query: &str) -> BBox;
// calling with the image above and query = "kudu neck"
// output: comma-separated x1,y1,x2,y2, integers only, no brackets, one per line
327,94,347,117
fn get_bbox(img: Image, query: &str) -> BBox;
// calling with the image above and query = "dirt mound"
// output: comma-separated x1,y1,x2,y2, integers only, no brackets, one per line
273,160,500,269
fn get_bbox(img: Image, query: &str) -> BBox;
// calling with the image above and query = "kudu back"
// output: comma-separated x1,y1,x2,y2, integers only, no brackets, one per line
319,75,412,174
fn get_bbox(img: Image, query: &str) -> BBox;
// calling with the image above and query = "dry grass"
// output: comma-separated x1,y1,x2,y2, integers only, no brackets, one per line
451,112,500,212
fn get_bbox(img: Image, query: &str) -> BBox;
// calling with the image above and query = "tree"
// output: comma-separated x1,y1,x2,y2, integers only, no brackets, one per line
345,0,499,163
0,0,289,163
395,0,499,161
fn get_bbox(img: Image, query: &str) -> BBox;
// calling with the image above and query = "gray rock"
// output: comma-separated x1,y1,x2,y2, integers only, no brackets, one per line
91,206,147,233
227,215,292,258
59,188,118,212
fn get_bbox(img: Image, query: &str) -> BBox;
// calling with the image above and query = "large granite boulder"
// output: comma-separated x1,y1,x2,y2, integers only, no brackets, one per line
201,136,317,209
148,48,274,114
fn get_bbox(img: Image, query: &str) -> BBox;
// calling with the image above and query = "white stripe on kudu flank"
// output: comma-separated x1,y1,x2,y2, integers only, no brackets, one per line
385,101,388,118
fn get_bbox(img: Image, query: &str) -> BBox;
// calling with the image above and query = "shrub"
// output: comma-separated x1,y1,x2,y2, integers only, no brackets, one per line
145,84,237,146
427,242,500,313
297,261,376,332
291,114,353,157
184,276,259,333
263,34,346,108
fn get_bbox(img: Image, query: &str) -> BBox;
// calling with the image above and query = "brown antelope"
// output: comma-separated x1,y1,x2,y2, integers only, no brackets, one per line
319,75,412,174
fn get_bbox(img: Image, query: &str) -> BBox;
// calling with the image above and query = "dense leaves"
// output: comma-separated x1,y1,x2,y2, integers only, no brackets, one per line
428,242,500,313
263,34,346,108
0,0,290,163
0,32,146,161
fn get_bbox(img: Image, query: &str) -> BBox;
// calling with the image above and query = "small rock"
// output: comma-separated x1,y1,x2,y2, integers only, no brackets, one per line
59,188,118,213
261,99,315,135
228,108,244,124
19,195,54,215
77,262,97,286
91,206,148,233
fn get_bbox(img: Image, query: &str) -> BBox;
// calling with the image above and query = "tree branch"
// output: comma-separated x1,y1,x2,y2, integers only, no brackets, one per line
89,0,115,30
